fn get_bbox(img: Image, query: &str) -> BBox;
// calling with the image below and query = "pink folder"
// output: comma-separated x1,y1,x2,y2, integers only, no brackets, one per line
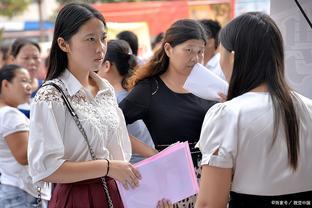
117,142,199,208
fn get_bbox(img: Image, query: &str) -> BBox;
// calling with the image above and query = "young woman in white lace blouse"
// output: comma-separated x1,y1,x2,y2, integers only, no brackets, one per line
195,12,312,208
27,3,171,208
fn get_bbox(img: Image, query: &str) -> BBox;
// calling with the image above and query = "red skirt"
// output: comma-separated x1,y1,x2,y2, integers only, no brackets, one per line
48,177,124,208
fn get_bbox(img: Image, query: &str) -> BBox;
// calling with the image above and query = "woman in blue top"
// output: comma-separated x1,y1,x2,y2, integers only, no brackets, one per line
98,39,155,164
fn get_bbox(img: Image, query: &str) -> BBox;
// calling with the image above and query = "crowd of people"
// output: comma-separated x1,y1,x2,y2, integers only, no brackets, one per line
0,2,311,208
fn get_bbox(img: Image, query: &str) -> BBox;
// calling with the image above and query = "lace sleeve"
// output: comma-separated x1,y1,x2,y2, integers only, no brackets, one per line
33,82,64,105
28,81,67,183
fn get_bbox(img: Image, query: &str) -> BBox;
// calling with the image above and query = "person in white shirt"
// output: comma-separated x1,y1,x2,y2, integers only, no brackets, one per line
0,64,50,207
27,3,171,208
195,12,312,208
199,19,225,80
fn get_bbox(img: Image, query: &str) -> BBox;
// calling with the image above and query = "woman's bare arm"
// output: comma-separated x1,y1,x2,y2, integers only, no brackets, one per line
195,165,232,208
5,131,29,165
130,135,158,158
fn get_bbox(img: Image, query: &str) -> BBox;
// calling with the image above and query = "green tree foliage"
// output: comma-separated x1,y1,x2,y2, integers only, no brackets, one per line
0,0,32,19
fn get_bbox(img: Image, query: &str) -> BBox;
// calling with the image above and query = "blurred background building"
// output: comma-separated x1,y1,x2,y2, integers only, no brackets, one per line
0,0,273,56
2,0,310,99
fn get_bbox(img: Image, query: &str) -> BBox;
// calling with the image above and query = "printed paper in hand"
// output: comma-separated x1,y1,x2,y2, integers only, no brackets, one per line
117,142,198,208
183,63,228,101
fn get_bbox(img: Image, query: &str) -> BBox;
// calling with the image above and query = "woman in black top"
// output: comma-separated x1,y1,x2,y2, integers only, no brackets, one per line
119,19,216,207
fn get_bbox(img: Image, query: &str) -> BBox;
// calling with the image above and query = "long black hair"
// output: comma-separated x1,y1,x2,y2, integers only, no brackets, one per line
219,12,300,170
46,2,106,80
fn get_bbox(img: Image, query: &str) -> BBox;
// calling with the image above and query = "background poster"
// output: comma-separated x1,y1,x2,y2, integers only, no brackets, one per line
271,0,312,99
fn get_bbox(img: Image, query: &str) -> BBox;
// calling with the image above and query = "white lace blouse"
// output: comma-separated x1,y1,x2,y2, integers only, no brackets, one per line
28,69,131,183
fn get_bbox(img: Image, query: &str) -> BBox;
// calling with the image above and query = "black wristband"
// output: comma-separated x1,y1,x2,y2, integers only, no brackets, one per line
105,159,110,176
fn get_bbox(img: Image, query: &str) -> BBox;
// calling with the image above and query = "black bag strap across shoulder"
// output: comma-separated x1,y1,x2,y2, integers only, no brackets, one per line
41,82,114,208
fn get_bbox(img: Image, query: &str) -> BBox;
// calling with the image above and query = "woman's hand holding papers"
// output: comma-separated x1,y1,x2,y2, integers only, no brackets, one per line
108,160,142,190
218,92,227,102
157,199,173,208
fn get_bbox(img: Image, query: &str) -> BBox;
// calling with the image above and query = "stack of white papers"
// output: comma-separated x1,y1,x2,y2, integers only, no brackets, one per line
117,142,198,208
183,63,228,101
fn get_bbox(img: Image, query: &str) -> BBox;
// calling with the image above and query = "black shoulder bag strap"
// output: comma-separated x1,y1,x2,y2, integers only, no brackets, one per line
42,82,114,208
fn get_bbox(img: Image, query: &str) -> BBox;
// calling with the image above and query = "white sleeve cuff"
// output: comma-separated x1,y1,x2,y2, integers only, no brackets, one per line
200,146,234,168
32,159,65,184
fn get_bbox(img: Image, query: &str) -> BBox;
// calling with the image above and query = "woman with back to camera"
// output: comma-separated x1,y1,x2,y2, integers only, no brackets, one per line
97,39,155,164
195,12,312,208
27,3,171,208
119,19,217,207
0,64,50,207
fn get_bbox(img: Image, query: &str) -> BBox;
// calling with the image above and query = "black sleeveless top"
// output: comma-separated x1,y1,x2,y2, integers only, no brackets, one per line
119,77,216,148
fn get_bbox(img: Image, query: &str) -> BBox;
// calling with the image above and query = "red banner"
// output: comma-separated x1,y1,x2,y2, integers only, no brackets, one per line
93,1,189,36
